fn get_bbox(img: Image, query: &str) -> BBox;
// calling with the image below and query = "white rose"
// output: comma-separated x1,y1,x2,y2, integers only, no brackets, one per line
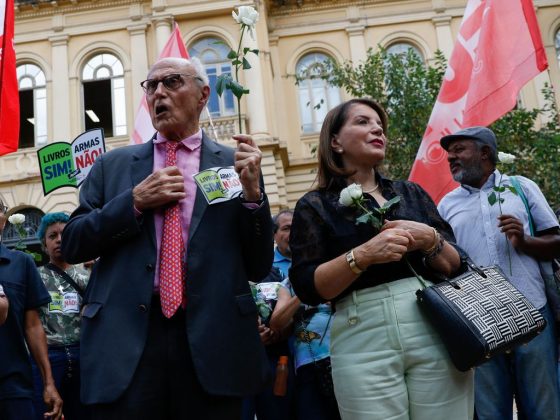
8,213,25,225
339,183,363,207
232,6,259,27
498,151,516,164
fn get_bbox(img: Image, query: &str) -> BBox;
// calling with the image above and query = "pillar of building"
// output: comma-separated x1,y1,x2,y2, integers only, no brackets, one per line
432,15,454,59
128,23,149,111
49,34,71,141
154,16,173,56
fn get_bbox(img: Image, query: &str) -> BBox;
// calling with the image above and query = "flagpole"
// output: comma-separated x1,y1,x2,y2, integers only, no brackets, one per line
204,106,219,142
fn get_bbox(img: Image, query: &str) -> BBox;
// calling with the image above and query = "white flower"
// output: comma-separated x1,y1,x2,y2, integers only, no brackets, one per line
8,213,25,225
232,6,259,39
339,183,363,207
232,6,259,27
498,151,516,164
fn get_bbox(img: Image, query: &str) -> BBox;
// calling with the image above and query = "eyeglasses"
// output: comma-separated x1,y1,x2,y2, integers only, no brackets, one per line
0,205,7,215
140,73,203,95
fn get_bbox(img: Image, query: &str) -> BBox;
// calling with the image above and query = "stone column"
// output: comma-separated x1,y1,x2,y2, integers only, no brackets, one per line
154,16,172,56
49,34,71,141
346,6,367,66
242,21,271,137
128,23,149,110
347,26,367,66
432,15,454,59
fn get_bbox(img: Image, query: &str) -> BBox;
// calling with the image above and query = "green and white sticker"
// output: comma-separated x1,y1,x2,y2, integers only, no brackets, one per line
193,166,242,204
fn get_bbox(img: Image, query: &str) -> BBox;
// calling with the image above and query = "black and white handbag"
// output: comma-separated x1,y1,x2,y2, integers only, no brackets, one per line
416,262,547,372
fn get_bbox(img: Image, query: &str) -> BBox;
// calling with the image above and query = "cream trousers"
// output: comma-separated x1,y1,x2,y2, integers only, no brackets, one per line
331,277,474,420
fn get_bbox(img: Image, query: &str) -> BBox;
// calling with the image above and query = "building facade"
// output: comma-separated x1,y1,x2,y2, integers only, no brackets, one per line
4,0,560,247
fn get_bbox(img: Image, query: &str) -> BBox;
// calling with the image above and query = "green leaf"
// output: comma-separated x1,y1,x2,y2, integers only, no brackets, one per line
243,47,250,55
229,80,246,99
213,40,227,46
251,49,259,56
370,216,382,230
499,198,505,204
242,57,252,70
227,49,238,60
495,186,506,193
382,195,401,209
488,191,497,206
508,186,518,195
215,74,231,97
232,59,242,66
356,213,371,225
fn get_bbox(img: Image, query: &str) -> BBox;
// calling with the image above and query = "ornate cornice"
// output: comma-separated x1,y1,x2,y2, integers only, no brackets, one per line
15,0,140,19
266,0,409,16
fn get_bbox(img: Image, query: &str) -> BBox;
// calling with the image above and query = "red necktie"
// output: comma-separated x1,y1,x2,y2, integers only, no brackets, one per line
159,141,185,318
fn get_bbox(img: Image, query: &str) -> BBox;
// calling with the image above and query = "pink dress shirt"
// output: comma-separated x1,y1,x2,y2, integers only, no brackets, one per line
152,130,202,289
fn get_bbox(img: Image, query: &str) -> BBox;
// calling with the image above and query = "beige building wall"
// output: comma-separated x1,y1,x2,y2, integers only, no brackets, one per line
3,0,560,219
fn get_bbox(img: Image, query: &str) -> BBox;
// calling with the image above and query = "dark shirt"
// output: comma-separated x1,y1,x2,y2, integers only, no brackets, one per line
289,175,460,306
0,245,51,400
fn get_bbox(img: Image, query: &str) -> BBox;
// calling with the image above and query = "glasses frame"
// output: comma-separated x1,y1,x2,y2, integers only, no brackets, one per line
140,73,203,95
0,205,7,215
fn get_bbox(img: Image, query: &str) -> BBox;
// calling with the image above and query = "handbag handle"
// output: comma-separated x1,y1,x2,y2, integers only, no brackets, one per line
463,256,487,278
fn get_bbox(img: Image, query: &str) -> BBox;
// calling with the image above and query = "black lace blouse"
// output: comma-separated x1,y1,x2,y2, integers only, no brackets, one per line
289,174,460,306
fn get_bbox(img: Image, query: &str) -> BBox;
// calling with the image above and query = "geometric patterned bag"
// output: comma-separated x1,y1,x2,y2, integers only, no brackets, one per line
416,264,547,372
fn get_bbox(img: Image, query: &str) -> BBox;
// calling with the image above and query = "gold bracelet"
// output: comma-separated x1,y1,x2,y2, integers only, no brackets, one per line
346,249,364,275
422,227,440,255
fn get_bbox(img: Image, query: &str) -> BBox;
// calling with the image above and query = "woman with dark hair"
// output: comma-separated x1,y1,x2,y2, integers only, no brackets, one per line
31,212,90,420
289,98,473,420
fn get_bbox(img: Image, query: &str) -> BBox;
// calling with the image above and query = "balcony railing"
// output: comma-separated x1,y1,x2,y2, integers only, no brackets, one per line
200,114,247,144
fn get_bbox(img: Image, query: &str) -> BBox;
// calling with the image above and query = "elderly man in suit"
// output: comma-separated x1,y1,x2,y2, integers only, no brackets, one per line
61,57,273,419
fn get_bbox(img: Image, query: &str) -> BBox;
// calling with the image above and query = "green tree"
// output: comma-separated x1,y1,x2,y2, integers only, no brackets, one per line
307,47,560,209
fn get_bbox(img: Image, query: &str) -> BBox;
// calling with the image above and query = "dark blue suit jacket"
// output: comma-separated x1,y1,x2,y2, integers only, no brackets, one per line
61,133,273,404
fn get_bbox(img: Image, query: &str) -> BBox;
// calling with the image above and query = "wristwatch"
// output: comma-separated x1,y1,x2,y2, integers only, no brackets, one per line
346,249,364,275
0,284,5,298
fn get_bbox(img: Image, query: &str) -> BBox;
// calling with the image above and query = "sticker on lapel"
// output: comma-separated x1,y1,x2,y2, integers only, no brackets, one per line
193,166,242,204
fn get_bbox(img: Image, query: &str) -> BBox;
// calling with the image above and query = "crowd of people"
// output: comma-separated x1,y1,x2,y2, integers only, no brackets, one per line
0,56,559,420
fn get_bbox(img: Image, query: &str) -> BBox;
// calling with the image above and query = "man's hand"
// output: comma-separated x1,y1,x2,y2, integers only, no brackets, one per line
258,319,277,346
233,134,262,201
43,383,63,419
498,214,526,249
133,166,185,211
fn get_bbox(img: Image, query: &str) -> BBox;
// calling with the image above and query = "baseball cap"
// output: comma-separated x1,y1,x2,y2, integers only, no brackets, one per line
440,126,497,152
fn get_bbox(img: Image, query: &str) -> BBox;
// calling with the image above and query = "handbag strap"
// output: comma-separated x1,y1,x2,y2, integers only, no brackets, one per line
509,175,536,237
45,263,85,298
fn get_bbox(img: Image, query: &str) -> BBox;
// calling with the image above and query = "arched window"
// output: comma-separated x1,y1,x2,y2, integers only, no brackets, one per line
188,37,235,118
386,42,423,61
82,53,127,137
17,63,47,148
296,52,341,134
554,29,560,66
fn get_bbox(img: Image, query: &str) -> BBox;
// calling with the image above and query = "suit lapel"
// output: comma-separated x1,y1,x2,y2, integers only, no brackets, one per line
130,138,157,247
189,133,225,243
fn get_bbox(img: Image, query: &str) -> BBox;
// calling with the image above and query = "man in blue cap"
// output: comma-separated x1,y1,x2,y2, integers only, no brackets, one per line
437,126,560,420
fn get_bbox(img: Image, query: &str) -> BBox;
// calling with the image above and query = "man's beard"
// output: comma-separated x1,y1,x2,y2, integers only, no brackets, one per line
451,161,485,187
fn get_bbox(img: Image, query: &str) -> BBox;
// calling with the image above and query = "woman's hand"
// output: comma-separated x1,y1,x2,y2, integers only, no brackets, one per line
354,228,415,268
382,220,437,253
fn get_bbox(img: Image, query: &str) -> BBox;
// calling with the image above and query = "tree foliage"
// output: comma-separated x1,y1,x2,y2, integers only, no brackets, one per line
312,47,560,209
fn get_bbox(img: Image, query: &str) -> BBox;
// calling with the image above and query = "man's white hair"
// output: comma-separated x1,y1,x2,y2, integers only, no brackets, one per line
149,56,209,86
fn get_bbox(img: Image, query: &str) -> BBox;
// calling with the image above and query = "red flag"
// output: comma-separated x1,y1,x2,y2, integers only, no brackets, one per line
0,0,19,155
131,23,189,144
409,0,548,203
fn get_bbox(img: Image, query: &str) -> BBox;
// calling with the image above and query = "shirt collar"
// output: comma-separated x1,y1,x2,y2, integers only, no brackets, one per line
154,129,202,151
274,247,291,262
